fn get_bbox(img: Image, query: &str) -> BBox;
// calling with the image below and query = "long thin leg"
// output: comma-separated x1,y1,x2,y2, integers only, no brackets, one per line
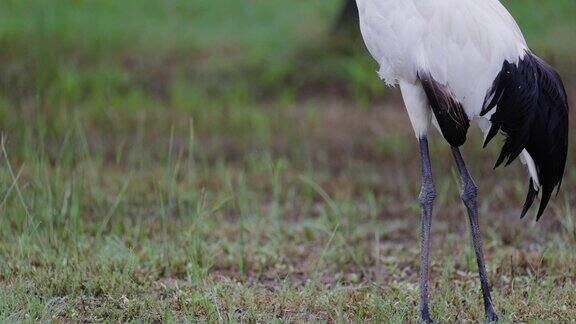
451,147,499,322
418,137,436,323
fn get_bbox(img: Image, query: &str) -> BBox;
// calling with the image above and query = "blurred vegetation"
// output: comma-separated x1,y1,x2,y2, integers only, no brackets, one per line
1,0,574,108
0,0,574,321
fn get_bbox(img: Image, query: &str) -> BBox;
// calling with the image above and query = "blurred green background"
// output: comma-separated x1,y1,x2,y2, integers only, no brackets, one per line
0,0,574,322
1,0,574,108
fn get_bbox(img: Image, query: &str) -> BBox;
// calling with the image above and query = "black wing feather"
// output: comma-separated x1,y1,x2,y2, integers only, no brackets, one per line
419,72,470,147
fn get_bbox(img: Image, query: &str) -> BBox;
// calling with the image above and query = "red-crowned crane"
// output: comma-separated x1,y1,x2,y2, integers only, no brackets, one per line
354,0,569,322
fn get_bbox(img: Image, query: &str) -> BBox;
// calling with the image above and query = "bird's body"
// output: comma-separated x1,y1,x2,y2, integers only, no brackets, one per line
354,0,569,322
357,0,568,216
357,0,524,138
357,0,525,95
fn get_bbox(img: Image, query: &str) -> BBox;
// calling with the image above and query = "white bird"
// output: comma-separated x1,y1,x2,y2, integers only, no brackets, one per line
354,0,569,322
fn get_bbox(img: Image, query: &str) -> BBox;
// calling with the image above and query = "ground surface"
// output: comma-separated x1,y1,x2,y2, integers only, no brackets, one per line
0,0,575,322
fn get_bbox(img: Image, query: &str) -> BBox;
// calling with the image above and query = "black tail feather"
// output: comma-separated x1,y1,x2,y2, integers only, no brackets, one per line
483,123,501,149
537,186,554,221
520,179,537,219
483,51,569,220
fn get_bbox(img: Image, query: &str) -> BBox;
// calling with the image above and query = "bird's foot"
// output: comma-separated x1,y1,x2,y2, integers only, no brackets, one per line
484,307,499,323
419,308,433,324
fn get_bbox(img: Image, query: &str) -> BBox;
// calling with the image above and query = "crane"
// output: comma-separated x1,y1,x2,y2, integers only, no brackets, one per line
354,0,569,322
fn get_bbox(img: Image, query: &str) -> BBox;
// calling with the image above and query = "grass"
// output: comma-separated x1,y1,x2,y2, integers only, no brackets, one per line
0,0,575,322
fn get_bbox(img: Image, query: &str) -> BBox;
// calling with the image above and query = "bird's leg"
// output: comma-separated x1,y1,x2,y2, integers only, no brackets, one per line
451,147,499,322
418,137,436,323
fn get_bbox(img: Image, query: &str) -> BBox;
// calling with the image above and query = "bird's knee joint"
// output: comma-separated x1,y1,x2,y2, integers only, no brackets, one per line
460,184,478,204
419,187,437,206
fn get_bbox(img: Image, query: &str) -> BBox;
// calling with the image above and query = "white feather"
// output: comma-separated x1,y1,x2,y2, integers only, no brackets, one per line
400,79,431,138
356,0,539,188
357,0,527,117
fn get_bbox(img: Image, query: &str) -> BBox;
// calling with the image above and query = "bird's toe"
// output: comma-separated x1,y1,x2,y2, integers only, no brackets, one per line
485,310,499,323
419,316,433,324
419,311,433,324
